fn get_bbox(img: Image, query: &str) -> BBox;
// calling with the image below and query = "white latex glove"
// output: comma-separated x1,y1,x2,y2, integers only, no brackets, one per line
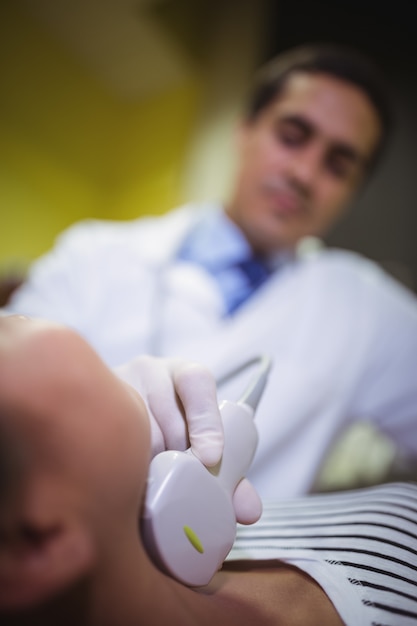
115,355,262,524
115,355,223,466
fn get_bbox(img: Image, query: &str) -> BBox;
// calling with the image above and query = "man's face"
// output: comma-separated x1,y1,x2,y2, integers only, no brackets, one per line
227,72,382,253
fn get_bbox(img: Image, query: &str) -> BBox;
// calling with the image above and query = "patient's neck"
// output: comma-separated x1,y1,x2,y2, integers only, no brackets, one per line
82,537,226,626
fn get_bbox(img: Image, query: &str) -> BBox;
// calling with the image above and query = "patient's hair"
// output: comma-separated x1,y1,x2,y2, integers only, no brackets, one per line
245,43,394,172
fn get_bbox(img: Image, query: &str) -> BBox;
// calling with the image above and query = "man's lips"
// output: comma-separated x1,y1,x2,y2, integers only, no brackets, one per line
262,180,306,217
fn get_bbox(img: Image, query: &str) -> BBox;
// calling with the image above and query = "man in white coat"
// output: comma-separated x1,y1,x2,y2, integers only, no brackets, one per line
4,44,417,499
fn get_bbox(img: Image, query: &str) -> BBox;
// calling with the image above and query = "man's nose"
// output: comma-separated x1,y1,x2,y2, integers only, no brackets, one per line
286,145,322,190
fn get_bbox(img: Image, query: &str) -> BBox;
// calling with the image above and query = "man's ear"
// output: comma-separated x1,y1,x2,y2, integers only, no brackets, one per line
233,118,256,165
234,119,249,149
0,513,94,611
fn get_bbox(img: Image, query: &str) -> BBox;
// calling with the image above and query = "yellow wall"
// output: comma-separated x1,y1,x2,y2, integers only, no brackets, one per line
0,2,201,270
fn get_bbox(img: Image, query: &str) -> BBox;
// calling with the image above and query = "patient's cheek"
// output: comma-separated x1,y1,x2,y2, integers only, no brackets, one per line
124,387,152,478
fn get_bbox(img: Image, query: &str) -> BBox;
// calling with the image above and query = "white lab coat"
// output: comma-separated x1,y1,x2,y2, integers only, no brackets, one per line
6,204,417,498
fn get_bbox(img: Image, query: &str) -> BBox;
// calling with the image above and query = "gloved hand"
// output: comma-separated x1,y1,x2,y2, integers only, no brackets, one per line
115,355,262,525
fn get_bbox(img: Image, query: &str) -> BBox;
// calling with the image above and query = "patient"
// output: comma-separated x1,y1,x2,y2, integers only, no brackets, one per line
0,316,415,626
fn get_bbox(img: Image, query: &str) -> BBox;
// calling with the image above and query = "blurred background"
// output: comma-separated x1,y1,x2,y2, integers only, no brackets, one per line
1,0,416,288
0,0,416,489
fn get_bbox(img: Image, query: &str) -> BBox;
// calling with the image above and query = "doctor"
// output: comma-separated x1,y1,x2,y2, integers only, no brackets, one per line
4,43,417,498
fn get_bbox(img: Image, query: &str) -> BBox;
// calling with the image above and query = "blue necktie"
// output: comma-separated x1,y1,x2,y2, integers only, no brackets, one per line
226,256,271,314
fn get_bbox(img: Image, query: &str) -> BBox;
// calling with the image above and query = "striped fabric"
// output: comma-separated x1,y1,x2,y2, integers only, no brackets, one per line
227,482,417,626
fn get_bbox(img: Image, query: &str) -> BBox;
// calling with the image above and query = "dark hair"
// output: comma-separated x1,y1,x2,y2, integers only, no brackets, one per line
245,43,394,171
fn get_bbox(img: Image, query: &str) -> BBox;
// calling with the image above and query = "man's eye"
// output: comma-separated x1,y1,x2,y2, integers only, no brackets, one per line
326,157,352,179
278,128,305,146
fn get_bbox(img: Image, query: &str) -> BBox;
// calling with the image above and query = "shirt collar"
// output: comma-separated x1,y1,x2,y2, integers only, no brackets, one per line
177,207,299,271
178,209,252,270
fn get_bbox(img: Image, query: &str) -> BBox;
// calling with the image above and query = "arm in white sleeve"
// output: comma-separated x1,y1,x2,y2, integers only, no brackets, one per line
351,267,417,455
